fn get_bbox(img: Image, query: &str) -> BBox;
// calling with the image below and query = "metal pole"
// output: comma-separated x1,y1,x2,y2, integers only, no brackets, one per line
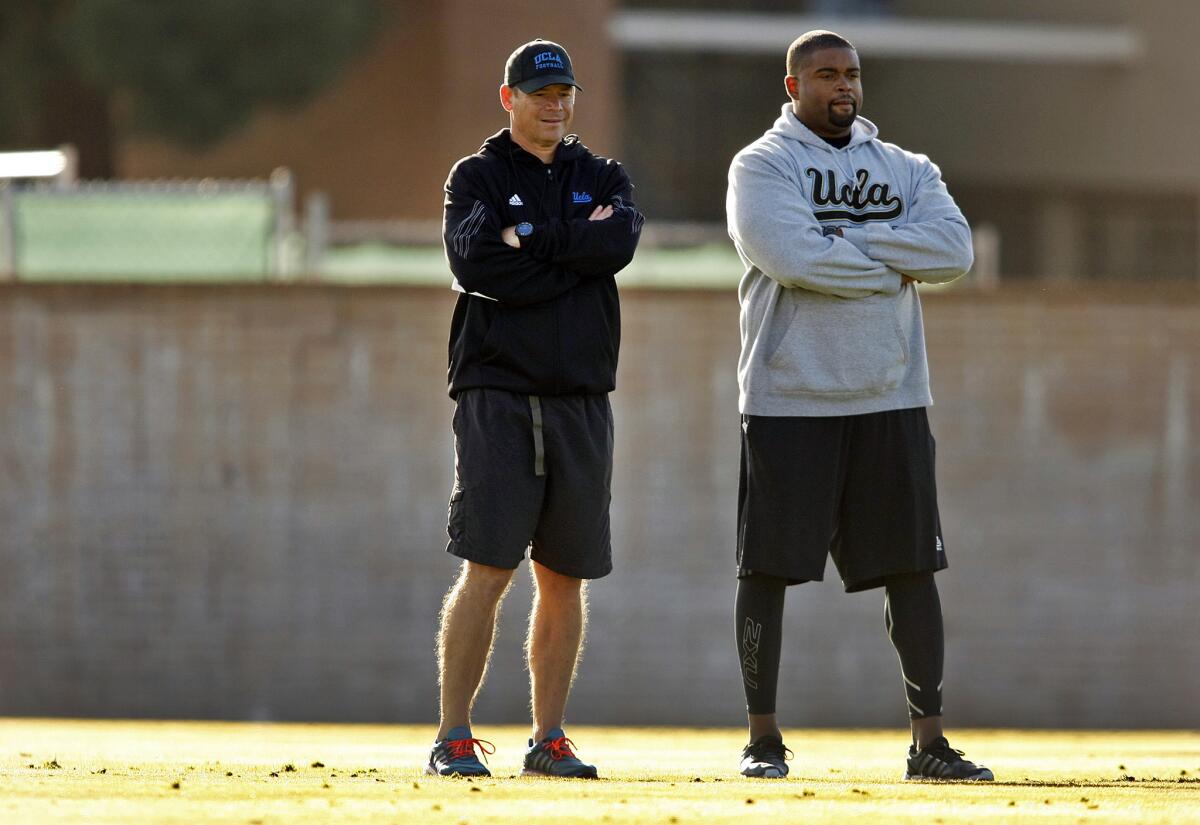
269,167,295,279
56,143,79,188
0,180,17,279
304,190,330,280
970,223,1001,290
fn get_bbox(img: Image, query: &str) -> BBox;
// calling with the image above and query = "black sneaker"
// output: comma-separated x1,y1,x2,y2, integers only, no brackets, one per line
904,737,993,781
426,726,494,777
740,734,791,778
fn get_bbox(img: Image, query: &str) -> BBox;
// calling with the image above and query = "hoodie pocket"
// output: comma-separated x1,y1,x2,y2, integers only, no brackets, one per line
765,293,908,398
479,313,505,364
477,304,557,383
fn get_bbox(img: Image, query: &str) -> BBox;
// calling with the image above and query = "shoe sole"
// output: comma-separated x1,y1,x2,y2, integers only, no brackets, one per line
426,764,491,778
742,767,787,778
520,767,598,779
903,770,994,782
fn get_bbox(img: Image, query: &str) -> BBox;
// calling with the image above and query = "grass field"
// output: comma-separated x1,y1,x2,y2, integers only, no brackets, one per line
1,720,1197,824
320,243,748,289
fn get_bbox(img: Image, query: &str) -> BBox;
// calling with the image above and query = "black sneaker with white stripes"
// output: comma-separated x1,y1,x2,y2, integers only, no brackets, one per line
904,737,994,781
739,734,791,778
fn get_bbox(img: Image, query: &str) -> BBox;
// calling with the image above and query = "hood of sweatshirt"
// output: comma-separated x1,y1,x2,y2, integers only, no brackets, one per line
765,103,879,152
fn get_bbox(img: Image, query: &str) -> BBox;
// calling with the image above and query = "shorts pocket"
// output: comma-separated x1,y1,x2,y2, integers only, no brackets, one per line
446,488,466,544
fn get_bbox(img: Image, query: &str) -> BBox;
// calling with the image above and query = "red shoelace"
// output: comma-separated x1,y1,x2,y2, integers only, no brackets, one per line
543,736,578,761
447,737,495,764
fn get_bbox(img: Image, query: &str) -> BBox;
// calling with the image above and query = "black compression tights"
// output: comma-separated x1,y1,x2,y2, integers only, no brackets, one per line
736,571,945,719
735,573,787,715
734,570,940,719
884,572,945,719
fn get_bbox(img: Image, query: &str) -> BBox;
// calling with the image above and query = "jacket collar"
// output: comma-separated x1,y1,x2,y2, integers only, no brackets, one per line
481,128,587,165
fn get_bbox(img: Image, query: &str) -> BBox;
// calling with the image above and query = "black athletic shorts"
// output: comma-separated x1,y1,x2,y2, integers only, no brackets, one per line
445,388,614,579
736,407,947,592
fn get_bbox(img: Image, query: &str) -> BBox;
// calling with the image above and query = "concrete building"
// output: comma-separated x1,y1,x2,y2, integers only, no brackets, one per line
118,0,1200,281
117,1,623,231
620,0,1200,281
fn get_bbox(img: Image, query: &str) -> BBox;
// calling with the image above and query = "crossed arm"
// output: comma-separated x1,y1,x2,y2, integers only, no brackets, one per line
822,226,916,286
502,203,614,248
443,164,642,307
836,160,974,286
727,150,972,296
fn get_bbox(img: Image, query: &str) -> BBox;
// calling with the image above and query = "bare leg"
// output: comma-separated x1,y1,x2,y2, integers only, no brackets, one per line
435,560,515,740
526,561,587,742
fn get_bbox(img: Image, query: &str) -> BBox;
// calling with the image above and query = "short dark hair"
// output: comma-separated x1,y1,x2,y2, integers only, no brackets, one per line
786,30,856,77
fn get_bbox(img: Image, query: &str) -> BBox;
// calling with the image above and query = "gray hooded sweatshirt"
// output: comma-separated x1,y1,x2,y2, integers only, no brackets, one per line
727,104,973,416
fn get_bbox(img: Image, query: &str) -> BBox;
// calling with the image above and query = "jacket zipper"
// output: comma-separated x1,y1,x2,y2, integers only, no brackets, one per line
546,165,562,393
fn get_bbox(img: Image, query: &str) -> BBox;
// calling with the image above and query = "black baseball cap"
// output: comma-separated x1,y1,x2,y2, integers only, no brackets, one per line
504,39,582,93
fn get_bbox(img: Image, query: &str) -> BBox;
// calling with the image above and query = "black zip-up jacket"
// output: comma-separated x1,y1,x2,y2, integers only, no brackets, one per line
443,129,643,398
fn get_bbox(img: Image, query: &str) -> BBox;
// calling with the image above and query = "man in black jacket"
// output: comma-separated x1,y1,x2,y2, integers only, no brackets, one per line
428,39,642,780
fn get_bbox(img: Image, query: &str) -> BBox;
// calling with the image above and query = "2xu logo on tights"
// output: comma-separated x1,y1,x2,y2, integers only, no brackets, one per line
806,167,903,223
741,617,763,689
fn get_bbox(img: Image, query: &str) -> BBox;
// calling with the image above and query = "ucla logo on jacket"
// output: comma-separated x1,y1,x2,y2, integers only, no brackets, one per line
572,192,592,204
806,167,902,222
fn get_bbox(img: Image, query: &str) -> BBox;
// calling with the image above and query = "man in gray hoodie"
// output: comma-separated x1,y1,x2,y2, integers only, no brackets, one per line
726,30,992,782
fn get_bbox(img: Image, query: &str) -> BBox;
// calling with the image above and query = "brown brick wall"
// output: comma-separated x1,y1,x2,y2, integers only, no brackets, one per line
1,283,1196,725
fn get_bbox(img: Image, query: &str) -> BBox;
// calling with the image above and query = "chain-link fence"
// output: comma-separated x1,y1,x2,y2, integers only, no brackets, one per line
0,171,295,280
0,166,1005,287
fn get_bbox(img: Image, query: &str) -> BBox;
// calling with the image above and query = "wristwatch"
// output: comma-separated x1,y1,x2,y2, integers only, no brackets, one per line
515,222,534,239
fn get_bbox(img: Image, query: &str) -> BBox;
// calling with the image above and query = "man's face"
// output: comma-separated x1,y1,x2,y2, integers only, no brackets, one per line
503,83,575,149
786,47,862,137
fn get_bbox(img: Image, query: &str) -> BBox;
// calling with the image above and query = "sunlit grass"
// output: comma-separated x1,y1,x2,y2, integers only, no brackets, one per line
1,720,1196,824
